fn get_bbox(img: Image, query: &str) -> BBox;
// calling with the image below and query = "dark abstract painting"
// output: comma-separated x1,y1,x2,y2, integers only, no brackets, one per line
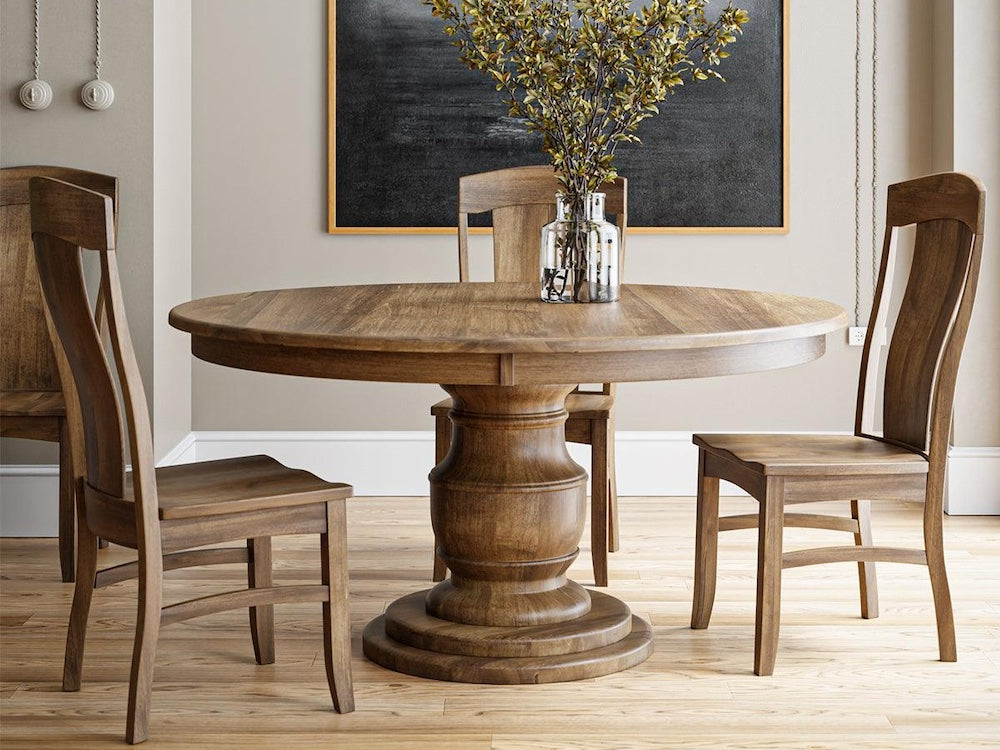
329,0,785,233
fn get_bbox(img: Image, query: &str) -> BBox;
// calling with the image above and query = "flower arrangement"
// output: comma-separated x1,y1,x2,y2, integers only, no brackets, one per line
423,0,750,213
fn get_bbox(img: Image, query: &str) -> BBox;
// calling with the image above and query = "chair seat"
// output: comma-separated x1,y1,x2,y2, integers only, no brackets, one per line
122,455,351,520
431,392,613,420
0,389,65,418
693,433,929,476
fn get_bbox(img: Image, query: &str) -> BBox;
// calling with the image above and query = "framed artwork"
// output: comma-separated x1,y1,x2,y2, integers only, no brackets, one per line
328,0,787,234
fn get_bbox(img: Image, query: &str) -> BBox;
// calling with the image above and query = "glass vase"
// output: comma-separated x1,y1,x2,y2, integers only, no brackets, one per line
540,192,620,303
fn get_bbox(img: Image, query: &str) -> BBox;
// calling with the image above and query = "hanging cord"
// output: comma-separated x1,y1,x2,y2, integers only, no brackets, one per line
19,0,51,110
81,0,113,109
853,0,880,328
853,0,862,326
32,0,41,80
870,0,880,300
94,0,103,79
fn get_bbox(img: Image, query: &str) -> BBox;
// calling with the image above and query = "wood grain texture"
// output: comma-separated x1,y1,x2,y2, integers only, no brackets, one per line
146,456,352,520
95,547,249,588
691,449,720,630
439,166,625,587
364,612,653,685
753,478,784,676
29,177,356,743
781,547,927,570
2,166,118,583
248,536,275,665
0,390,66,419
169,283,846,358
692,172,987,675
719,513,860,534
882,219,973,452
170,283,845,393
432,394,612,424
381,590,634,658
321,500,355,713
372,383,654,682
170,278,845,686
693,434,930,476
851,499,879,619
188,332,831,387
3,496,998,748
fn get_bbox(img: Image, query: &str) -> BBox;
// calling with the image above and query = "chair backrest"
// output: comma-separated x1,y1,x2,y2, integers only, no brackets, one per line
856,172,986,471
457,165,628,283
1,166,117,393
30,177,156,546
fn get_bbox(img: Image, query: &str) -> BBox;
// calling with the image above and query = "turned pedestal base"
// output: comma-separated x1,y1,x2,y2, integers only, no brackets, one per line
363,590,652,683
362,384,653,683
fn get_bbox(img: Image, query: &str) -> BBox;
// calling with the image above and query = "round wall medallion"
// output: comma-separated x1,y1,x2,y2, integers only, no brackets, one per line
19,79,52,110
81,78,114,110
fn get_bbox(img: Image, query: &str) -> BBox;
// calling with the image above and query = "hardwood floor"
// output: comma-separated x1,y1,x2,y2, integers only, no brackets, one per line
2,496,998,748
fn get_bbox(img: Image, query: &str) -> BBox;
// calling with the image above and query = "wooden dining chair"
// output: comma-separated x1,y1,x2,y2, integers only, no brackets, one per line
689,172,986,675
29,176,356,744
430,164,628,587
2,166,118,582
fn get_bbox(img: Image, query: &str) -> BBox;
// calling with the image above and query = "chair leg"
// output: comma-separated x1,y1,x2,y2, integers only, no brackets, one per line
125,553,163,744
607,426,620,554
248,537,275,665
691,450,720,629
62,521,99,691
57,420,75,583
754,477,785,676
431,412,451,582
321,499,355,713
431,542,447,582
851,500,879,619
590,425,610,587
924,494,956,662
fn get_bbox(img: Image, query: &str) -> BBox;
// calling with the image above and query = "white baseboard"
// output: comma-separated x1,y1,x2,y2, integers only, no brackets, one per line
3,432,997,536
157,431,197,466
188,430,702,498
0,466,60,537
192,430,441,497
946,447,1000,515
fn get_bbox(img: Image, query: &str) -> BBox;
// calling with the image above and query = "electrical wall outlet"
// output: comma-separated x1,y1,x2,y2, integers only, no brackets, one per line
848,327,867,346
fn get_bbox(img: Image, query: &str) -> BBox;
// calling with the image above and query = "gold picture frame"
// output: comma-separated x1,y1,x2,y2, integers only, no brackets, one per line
327,0,789,235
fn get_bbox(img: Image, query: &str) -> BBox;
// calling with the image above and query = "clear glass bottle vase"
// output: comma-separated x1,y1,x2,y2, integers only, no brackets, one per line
539,192,620,303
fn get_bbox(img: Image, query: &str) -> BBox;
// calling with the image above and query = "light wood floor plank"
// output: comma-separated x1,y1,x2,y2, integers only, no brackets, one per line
1,497,998,747
490,737,1000,750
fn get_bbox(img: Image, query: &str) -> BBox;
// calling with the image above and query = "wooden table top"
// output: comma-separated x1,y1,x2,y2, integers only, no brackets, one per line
170,282,846,353
169,282,847,385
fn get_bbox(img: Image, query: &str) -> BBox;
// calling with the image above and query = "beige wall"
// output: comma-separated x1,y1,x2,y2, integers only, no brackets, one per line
948,0,1000,446
152,2,193,458
191,0,999,441
0,0,192,464
1,0,154,464
1,0,994,465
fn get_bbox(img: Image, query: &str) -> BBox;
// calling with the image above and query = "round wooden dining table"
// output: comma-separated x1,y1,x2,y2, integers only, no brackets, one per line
170,281,847,684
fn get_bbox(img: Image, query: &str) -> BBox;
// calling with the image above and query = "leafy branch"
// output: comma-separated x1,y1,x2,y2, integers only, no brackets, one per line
424,0,749,205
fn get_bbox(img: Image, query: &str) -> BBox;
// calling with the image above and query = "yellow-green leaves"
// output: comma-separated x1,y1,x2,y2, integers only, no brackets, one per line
422,0,748,201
